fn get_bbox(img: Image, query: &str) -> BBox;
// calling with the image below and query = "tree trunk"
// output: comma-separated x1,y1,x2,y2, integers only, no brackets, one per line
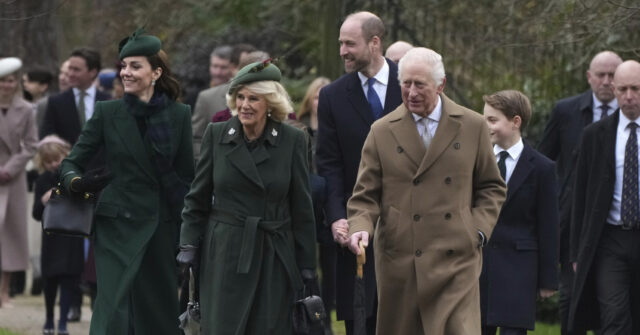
0,0,59,76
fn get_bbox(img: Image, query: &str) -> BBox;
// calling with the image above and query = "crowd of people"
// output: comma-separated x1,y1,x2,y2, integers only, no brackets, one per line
0,9,639,335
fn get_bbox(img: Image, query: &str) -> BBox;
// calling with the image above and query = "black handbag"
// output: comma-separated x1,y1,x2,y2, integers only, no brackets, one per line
292,293,326,335
179,267,200,335
42,185,94,236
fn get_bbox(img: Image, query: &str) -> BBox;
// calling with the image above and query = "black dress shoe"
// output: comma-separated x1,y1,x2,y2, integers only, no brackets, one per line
67,306,81,322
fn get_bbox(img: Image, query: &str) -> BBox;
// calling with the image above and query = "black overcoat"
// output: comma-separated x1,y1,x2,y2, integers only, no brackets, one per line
480,144,559,330
568,110,619,331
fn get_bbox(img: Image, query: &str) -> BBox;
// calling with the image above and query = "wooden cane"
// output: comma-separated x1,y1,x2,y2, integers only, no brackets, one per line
356,240,366,279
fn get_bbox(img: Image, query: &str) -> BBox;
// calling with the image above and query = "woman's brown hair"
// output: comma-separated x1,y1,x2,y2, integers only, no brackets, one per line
147,50,181,101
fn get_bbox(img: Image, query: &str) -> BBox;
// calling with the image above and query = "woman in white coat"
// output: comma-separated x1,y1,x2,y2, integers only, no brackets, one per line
0,57,38,307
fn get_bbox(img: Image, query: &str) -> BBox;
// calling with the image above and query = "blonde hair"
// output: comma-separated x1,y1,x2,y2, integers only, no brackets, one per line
34,135,71,173
226,80,293,121
0,72,23,99
297,77,330,119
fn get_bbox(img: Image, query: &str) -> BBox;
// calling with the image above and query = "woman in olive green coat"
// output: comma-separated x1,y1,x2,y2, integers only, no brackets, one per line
60,30,194,335
178,61,316,334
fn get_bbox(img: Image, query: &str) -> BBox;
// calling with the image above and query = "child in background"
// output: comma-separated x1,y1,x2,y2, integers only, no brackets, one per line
32,135,84,335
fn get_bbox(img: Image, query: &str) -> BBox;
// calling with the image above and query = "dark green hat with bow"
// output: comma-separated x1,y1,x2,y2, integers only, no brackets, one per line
229,59,281,94
118,28,162,59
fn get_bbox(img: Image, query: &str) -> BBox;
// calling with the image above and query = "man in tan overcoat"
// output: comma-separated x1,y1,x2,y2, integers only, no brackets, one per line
348,47,506,335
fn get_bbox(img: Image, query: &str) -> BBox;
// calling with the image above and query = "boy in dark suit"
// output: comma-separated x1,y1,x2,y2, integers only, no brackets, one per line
481,90,559,335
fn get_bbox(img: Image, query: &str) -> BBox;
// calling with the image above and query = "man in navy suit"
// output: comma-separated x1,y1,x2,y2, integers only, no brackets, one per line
481,90,559,334
39,47,110,322
316,11,402,335
41,47,111,143
571,60,640,334
538,50,622,335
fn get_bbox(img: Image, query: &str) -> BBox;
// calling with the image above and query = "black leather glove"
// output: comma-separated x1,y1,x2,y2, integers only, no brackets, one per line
301,268,320,297
176,245,199,270
71,167,112,193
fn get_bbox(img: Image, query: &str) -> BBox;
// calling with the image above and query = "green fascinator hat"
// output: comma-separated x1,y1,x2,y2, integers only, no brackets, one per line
118,28,162,60
229,59,281,94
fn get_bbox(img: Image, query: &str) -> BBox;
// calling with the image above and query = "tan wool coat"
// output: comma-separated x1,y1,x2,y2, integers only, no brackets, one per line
0,96,38,271
348,94,506,335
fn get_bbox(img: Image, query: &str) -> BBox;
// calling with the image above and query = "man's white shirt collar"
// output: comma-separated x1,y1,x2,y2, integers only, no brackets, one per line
494,137,524,161
358,57,389,87
411,96,443,123
592,93,618,112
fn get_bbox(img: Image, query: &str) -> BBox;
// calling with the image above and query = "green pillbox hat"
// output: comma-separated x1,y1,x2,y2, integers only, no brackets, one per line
229,59,281,93
119,28,162,59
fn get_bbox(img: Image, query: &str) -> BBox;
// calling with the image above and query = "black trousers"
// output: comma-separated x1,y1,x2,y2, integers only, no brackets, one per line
482,326,527,335
559,260,588,335
594,225,640,335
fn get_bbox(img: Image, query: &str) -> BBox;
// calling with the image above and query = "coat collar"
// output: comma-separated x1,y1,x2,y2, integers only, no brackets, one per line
220,116,281,147
0,96,31,149
415,94,463,177
597,109,620,178
388,105,424,168
578,90,594,126
112,101,157,181
220,116,282,189
502,142,535,207
345,58,399,125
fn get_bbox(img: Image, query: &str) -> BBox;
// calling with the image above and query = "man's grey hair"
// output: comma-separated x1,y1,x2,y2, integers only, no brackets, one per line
398,47,446,86
210,45,233,60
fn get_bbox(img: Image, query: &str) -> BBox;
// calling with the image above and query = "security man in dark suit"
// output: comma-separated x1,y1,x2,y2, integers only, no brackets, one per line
39,47,110,322
316,11,402,335
538,50,622,334
570,60,640,334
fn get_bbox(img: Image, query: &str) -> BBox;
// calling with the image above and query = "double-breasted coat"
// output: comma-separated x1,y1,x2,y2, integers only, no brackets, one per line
60,97,194,335
180,116,316,334
348,96,506,335
480,144,559,330
0,95,38,271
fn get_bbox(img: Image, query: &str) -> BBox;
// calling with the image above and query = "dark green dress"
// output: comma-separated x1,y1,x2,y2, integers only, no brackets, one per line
180,116,316,334
60,97,194,335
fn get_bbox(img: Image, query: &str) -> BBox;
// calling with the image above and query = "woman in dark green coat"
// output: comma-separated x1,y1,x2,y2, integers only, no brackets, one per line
178,61,317,334
60,30,194,334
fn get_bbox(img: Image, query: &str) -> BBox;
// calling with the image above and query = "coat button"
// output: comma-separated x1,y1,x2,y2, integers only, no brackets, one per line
124,212,131,219
413,214,420,221
454,143,461,149
444,177,451,184
413,179,420,185
446,249,454,256
444,213,451,220
415,249,422,257
397,146,404,153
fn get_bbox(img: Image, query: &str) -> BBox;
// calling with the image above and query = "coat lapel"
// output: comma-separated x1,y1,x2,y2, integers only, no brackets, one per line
601,110,619,182
112,106,156,180
346,73,375,125
383,58,402,115
503,144,535,208
221,117,268,189
63,89,82,128
416,95,462,177
388,106,424,168
0,96,26,150
0,108,11,150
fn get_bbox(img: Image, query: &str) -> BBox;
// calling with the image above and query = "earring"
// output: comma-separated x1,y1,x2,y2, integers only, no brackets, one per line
267,109,272,118
151,79,156,86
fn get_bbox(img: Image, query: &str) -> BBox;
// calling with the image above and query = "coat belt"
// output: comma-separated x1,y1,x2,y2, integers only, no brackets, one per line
210,208,303,291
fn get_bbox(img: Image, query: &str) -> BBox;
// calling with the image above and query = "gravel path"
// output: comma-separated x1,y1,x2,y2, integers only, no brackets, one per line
0,294,91,335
